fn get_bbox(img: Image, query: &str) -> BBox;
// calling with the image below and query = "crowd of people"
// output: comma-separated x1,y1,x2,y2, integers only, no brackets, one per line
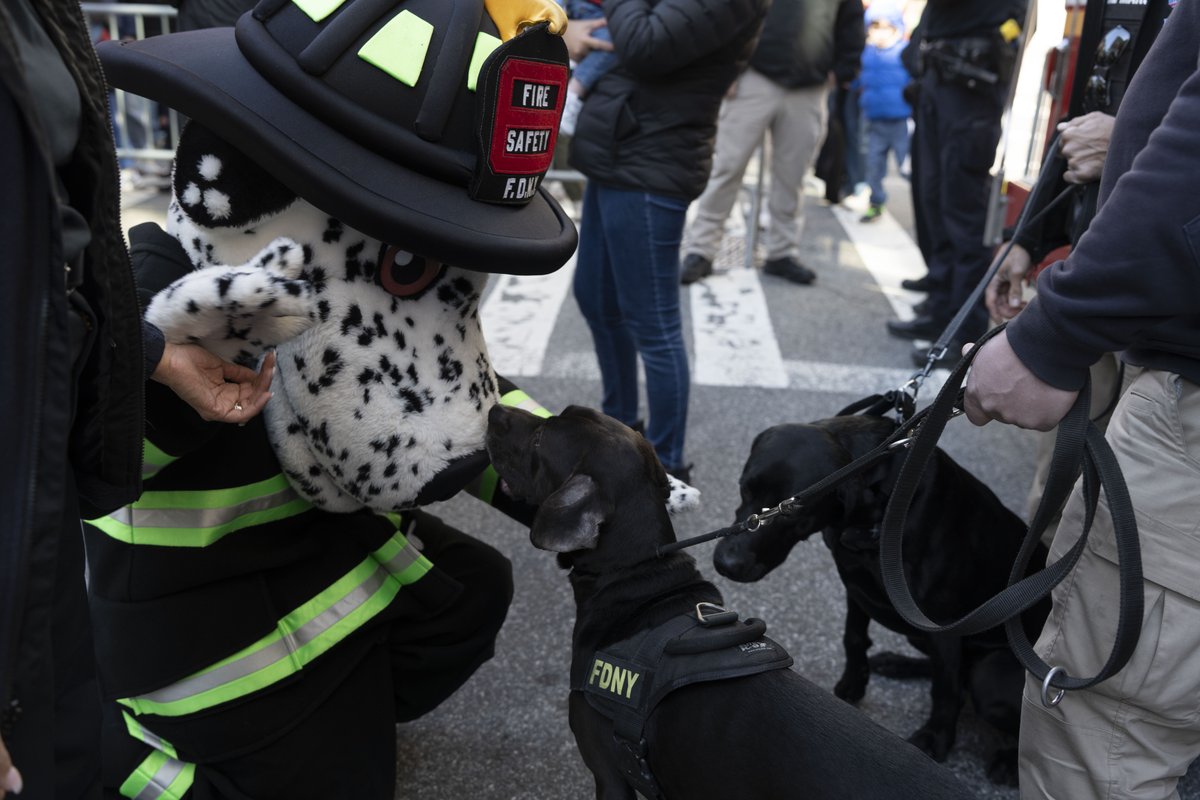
3,0,1199,796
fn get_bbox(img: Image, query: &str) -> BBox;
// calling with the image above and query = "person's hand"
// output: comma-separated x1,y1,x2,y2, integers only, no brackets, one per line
984,242,1033,321
152,345,276,424
1057,111,1115,185
562,17,613,62
962,330,1079,431
0,735,22,797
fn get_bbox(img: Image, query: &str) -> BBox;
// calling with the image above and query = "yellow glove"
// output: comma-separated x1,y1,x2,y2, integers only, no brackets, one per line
484,0,567,41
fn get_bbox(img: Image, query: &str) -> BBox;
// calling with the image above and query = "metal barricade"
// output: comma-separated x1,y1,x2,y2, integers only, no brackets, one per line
83,3,181,166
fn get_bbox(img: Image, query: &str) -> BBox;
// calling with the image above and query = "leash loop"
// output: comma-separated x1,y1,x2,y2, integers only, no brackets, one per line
879,322,1143,702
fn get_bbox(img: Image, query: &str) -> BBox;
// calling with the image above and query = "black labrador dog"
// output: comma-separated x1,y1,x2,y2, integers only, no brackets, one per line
486,404,974,800
713,414,1050,784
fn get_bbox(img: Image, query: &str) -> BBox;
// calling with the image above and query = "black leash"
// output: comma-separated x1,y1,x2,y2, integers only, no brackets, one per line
880,323,1142,704
662,138,1077,559
656,397,949,557
662,136,1143,702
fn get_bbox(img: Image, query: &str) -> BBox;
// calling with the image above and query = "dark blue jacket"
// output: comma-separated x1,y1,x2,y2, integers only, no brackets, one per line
1009,0,1200,389
859,40,910,121
570,0,769,199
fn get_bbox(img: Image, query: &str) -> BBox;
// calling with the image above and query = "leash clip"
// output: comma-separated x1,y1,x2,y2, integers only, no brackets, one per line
743,497,799,532
1041,665,1067,708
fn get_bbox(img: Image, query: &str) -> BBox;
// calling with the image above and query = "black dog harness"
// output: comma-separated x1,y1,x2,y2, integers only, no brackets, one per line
576,603,793,799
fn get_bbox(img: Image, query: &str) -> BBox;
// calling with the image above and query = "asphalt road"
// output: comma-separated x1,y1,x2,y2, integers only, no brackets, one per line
122,172,1199,799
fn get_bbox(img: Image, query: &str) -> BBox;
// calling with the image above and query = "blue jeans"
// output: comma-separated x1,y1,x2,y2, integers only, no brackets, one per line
573,183,690,471
866,117,910,206
564,0,614,92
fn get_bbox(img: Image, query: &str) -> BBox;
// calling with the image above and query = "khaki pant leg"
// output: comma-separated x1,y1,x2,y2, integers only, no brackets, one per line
681,69,781,262
1019,370,1200,800
1025,354,1132,538
761,82,828,262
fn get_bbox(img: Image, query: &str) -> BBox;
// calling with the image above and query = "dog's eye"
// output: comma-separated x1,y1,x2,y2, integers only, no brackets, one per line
377,246,444,298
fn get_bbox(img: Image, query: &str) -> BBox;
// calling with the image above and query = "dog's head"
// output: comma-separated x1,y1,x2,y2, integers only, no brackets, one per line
485,404,675,564
713,415,898,582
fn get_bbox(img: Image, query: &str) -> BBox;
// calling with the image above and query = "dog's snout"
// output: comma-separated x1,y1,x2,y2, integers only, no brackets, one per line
713,540,766,583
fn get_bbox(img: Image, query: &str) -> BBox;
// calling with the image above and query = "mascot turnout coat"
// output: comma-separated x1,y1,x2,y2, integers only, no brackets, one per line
86,0,581,794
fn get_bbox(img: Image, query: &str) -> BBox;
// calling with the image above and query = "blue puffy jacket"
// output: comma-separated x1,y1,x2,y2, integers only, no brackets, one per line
859,40,910,121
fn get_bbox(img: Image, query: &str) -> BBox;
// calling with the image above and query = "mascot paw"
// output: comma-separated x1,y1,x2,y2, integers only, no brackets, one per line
146,237,318,365
665,474,701,516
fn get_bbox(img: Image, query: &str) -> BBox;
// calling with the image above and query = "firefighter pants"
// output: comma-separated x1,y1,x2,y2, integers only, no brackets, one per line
102,513,513,799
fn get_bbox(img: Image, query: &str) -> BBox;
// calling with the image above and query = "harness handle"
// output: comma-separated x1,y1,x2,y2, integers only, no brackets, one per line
878,322,1143,700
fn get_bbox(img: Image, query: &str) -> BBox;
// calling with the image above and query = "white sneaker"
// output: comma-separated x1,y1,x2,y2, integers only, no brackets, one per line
559,90,583,137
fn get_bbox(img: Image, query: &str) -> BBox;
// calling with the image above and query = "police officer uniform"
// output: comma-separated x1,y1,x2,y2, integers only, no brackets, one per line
885,0,1027,365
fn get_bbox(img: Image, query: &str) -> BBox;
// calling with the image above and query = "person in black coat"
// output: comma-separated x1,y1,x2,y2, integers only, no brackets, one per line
0,1,271,793
568,0,769,481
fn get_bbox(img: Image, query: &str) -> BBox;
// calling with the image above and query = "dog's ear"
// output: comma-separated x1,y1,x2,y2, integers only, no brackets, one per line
530,473,612,553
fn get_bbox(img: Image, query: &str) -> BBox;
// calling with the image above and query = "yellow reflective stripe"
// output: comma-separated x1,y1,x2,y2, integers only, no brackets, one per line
122,711,177,758
142,439,178,480
119,749,195,800
133,474,295,509
292,0,344,22
470,466,501,504
499,389,552,418
358,10,433,87
89,474,313,547
467,31,502,91
120,532,431,718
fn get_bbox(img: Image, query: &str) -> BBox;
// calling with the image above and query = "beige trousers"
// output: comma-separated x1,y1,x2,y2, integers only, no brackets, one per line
681,69,828,264
1020,369,1200,800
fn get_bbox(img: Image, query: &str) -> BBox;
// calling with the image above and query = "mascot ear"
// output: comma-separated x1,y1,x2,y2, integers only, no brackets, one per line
173,122,297,229
530,473,611,553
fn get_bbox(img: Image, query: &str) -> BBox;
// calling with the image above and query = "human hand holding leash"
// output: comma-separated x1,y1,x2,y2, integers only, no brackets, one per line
153,346,275,423
962,330,1078,430
1058,111,1114,185
984,243,1033,321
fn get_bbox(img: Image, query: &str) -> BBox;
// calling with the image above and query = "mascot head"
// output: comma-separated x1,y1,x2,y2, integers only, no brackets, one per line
98,0,574,513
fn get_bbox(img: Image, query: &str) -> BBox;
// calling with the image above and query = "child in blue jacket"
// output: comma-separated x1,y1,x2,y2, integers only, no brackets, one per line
858,1,910,222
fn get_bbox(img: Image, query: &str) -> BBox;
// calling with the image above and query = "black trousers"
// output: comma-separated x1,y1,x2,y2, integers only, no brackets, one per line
914,68,1006,344
102,512,513,799
6,481,103,800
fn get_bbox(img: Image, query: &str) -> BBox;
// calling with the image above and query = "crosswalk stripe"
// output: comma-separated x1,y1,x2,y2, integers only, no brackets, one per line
829,204,926,322
479,204,946,393
480,253,577,376
690,268,788,388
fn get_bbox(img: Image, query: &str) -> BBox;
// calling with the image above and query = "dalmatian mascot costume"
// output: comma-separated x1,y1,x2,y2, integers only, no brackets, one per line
87,0,696,795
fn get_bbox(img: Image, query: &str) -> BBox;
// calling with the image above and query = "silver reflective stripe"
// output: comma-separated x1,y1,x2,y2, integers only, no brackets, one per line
125,713,174,756
135,565,391,706
107,486,300,528
514,396,544,413
383,539,422,573
134,757,186,800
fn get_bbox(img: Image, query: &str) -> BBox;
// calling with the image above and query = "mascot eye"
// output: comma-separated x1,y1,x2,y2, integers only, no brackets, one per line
378,246,443,298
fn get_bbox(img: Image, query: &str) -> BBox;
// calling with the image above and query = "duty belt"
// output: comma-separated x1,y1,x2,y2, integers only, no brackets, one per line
576,603,793,799
921,36,1008,88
